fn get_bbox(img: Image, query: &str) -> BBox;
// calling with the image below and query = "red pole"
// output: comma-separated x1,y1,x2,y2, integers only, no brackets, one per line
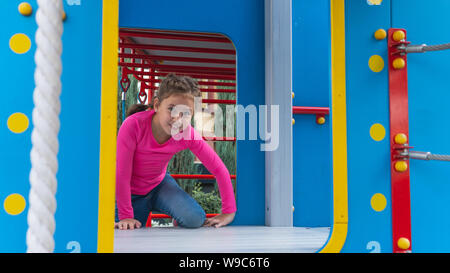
292,106,330,115
118,53,236,65
119,42,236,55
119,30,232,43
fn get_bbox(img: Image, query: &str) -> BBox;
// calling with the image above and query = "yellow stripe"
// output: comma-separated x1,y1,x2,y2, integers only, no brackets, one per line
97,0,119,253
320,0,349,253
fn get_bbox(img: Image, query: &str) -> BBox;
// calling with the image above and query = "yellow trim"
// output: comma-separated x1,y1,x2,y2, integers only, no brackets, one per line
97,0,119,253
320,0,349,253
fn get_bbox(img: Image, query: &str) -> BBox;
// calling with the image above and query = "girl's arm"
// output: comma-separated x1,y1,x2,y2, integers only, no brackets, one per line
116,117,138,220
185,126,237,214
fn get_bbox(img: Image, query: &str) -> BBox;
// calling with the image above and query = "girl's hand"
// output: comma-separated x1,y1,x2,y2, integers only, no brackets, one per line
114,218,142,230
203,212,235,228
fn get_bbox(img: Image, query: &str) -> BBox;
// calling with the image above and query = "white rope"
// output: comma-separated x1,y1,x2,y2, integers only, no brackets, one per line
26,0,63,253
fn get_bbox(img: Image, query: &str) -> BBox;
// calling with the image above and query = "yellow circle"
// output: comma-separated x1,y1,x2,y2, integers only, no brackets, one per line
371,193,387,212
4,194,26,215
62,11,67,21
317,117,326,125
398,237,411,250
368,55,385,72
395,161,408,172
374,29,387,40
393,30,406,42
367,0,383,5
292,118,295,125
393,58,405,69
394,133,408,144
7,113,29,134
292,92,295,99
18,2,33,16
370,123,386,141
9,33,31,54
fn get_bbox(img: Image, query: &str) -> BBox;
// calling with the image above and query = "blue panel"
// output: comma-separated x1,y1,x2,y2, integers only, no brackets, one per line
54,1,103,253
342,0,393,253
292,0,332,227
392,0,450,253
120,0,266,225
0,0,102,252
0,0,37,253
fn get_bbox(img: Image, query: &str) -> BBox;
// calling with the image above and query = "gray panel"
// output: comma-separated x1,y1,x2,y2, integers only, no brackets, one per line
264,0,293,226
114,226,329,253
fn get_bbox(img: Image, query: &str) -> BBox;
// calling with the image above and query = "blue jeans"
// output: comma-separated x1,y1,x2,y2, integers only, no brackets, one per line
115,172,206,228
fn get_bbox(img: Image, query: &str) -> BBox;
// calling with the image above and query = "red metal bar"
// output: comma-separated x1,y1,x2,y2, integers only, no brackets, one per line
119,30,232,44
119,62,236,72
170,174,236,180
119,42,236,55
136,77,236,87
292,106,330,115
145,213,219,227
119,53,236,65
121,28,225,37
128,70,236,80
151,213,219,219
120,30,231,43
388,28,412,253
119,62,236,75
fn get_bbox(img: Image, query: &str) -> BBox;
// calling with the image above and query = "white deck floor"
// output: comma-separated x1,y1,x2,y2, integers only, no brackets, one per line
114,226,330,253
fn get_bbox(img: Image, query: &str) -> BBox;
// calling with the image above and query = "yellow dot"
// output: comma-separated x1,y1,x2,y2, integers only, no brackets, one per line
292,92,295,99
374,29,387,40
7,113,29,134
395,161,408,172
292,118,295,125
4,194,26,215
18,2,33,16
397,237,411,250
367,0,383,5
370,123,386,141
394,133,408,144
9,33,31,54
317,117,326,125
393,58,405,70
368,55,385,72
62,11,67,21
392,30,406,42
371,193,387,212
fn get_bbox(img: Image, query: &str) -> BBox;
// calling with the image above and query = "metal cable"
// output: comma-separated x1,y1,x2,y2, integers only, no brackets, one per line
406,43,450,53
423,43,450,52
409,151,450,162
428,153,450,162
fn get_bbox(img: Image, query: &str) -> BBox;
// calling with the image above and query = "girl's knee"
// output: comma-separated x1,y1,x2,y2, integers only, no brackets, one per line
179,210,206,228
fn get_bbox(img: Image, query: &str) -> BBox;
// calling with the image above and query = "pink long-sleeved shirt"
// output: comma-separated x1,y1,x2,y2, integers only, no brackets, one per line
116,109,237,220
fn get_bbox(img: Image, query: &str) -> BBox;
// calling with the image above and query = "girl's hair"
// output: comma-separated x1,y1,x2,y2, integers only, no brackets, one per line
126,73,201,117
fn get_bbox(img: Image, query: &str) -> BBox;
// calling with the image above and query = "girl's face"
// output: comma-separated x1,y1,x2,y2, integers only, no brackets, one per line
154,94,194,137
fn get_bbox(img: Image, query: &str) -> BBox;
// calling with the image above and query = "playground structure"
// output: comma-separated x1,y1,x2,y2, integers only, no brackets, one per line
1,0,450,253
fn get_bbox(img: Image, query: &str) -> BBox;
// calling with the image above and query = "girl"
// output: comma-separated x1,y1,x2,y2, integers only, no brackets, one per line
115,73,237,230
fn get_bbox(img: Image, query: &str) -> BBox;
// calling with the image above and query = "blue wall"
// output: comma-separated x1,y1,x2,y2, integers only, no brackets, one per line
292,0,332,227
393,0,450,253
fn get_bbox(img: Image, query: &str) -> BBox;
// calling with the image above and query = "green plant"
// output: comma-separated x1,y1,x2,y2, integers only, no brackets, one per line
191,182,222,214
